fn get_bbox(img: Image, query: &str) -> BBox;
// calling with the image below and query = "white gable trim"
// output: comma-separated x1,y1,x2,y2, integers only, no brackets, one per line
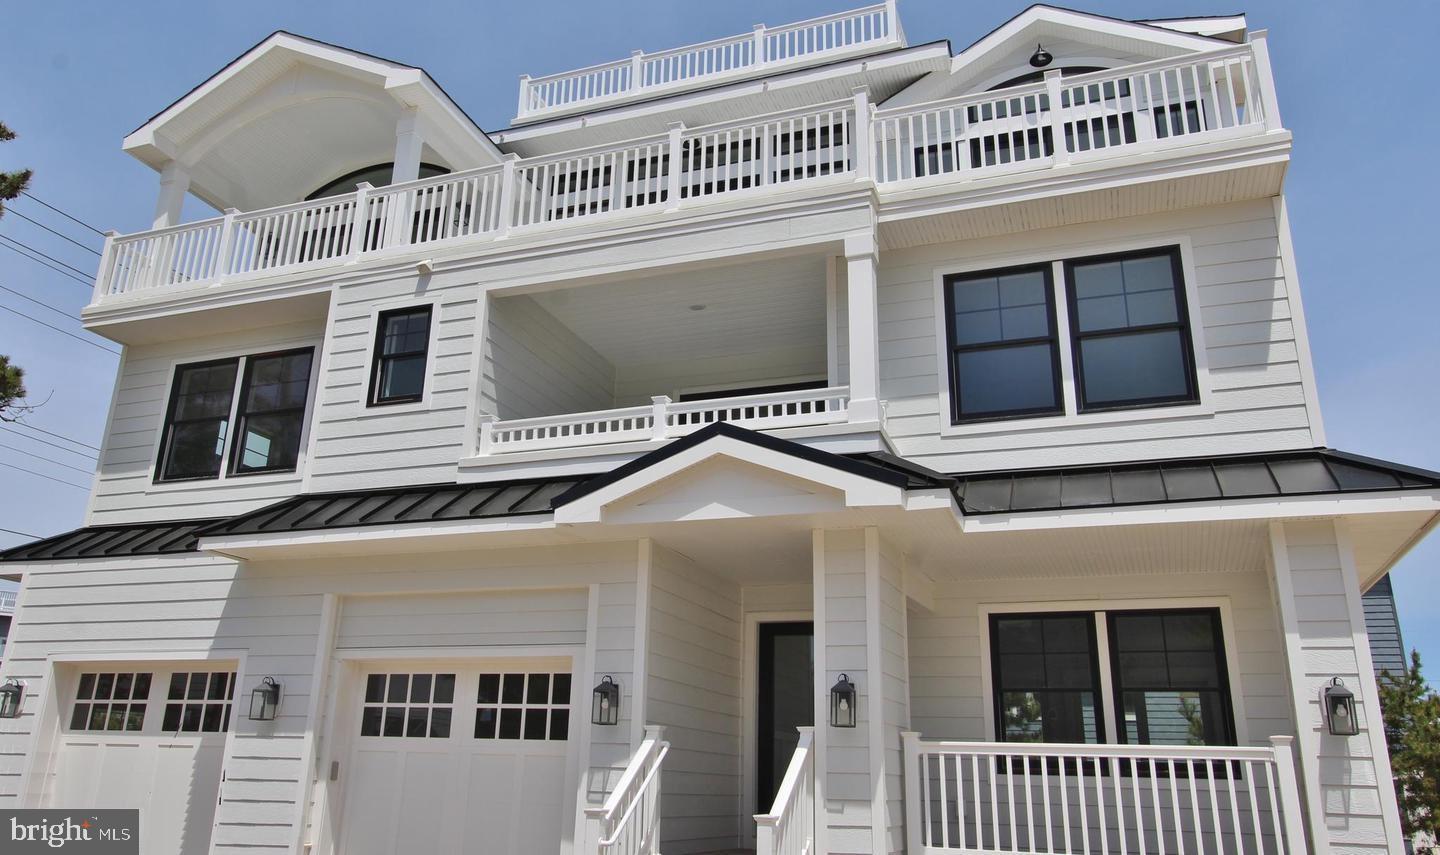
552,434,905,525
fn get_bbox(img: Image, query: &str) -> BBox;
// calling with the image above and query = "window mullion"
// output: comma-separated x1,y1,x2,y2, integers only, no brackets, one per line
219,358,248,479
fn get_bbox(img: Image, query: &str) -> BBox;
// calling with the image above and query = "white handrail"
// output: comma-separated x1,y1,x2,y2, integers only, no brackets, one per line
587,725,669,855
755,727,815,855
902,732,1309,855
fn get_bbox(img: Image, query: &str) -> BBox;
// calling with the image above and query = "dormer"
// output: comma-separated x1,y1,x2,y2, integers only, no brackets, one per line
121,32,504,226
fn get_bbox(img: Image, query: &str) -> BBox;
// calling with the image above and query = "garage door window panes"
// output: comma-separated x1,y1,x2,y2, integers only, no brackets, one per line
361,673,456,738
162,671,236,733
69,672,152,732
475,672,570,741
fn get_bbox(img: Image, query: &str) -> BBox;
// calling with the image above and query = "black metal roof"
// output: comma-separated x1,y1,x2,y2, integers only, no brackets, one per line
0,519,222,562
951,449,1440,515
197,477,585,539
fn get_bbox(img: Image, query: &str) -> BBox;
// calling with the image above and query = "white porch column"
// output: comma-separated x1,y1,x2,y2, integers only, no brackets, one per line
392,106,424,184
152,160,190,228
843,232,881,424
1267,519,1409,855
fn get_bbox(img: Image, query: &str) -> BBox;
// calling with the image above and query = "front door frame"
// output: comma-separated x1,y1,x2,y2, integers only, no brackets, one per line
740,611,812,848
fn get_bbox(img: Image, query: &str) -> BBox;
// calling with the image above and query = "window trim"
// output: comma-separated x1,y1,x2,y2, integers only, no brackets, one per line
227,346,318,476
1105,607,1238,746
979,599,1249,748
367,304,436,408
988,611,1107,744
942,262,1065,424
1063,245,1200,413
931,236,1213,437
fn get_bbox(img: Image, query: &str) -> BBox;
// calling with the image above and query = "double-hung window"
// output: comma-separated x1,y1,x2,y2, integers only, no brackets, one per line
943,264,1062,422
157,348,315,482
991,607,1235,747
369,306,433,406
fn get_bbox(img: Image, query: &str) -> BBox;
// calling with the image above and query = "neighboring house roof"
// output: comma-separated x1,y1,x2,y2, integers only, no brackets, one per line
4,441,1437,561
951,449,1440,515
1363,573,1409,681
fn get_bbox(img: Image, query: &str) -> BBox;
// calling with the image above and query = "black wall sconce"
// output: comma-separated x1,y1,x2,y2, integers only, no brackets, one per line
1323,677,1358,736
0,680,23,719
592,675,620,726
248,677,282,721
830,674,857,728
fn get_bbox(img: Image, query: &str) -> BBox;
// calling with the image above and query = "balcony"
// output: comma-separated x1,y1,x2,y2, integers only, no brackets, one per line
88,41,1279,310
514,2,904,123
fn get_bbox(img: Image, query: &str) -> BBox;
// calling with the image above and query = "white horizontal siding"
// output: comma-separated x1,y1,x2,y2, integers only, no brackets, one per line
875,199,1320,471
486,294,615,420
336,589,588,649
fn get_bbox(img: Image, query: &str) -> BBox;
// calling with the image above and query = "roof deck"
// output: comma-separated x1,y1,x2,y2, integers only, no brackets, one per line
513,2,905,123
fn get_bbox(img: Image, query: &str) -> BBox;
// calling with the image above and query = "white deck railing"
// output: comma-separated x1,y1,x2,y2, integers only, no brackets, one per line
586,726,669,855
477,386,851,456
515,2,901,120
755,727,816,855
0,590,16,614
903,733,1309,855
91,42,1279,305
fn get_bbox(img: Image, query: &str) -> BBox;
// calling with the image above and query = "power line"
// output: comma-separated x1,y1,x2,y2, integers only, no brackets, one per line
0,525,40,539
0,283,82,322
4,421,101,452
18,191,105,236
0,441,95,476
5,209,101,256
0,460,89,491
0,303,120,355
0,236,94,288
0,233,94,279
0,425,98,460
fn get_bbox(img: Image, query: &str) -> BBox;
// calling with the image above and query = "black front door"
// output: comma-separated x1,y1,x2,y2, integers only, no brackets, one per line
757,621,814,813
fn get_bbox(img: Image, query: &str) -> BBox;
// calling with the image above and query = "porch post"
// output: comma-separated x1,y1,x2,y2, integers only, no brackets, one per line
152,159,190,229
844,231,882,425
392,106,424,184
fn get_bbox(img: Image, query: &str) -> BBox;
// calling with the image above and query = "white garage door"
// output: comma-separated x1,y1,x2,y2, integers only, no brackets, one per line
48,668,234,855
337,663,574,855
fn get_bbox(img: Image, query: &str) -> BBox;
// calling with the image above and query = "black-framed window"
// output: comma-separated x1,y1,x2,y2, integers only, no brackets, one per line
1065,247,1198,412
369,306,433,406
157,359,240,481
231,349,314,475
1108,609,1236,746
991,612,1104,744
944,264,1062,423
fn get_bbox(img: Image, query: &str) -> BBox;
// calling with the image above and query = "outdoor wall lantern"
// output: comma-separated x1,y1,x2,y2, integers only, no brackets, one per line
592,676,620,726
1029,43,1054,68
248,677,282,722
1323,677,1359,736
830,674,857,728
0,680,24,719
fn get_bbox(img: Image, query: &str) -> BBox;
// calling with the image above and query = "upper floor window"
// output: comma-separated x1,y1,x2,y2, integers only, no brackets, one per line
157,348,315,482
305,162,449,201
1066,248,1197,411
369,306,433,406
942,245,1199,425
943,264,1062,422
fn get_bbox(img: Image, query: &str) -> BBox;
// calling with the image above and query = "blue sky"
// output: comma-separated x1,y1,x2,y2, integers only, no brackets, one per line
1,0,1437,669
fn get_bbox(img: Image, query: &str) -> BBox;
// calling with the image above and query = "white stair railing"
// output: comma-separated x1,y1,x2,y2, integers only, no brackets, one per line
902,732,1309,855
755,727,815,855
587,726,669,855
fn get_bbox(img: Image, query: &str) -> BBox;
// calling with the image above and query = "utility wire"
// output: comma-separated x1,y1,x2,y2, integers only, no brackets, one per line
4,421,101,452
0,233,94,279
0,425,98,460
0,460,89,491
0,237,94,288
0,283,82,322
0,441,95,476
0,303,119,354
0,525,40,539
18,191,106,236
5,209,101,256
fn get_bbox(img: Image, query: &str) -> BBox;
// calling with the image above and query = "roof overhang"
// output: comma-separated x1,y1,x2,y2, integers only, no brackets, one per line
122,31,503,212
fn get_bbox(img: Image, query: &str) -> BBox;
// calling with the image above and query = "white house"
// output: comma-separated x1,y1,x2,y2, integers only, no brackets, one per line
0,4,1434,854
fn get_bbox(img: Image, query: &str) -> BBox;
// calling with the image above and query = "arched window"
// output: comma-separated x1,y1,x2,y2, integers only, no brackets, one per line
306,162,449,200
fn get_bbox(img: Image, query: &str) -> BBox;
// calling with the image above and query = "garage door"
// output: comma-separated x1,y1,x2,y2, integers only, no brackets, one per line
48,667,234,855
337,662,574,855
